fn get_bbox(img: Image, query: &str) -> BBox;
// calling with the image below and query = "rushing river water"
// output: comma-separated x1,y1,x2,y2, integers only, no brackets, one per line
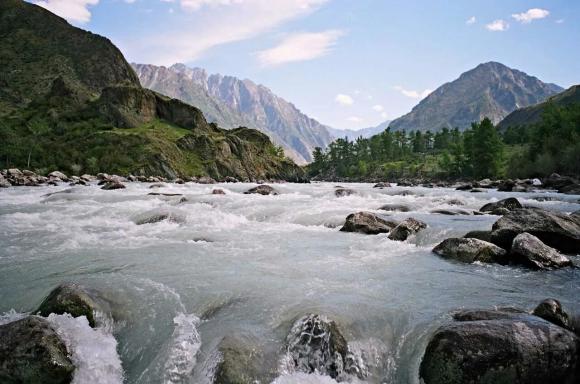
0,182,579,383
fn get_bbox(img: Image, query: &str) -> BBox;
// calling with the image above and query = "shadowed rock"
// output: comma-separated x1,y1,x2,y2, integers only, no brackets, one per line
101,181,126,190
511,232,572,270
480,197,522,213
340,212,397,235
463,230,492,242
388,218,426,241
0,316,74,384
533,299,572,330
244,185,277,195
433,238,507,264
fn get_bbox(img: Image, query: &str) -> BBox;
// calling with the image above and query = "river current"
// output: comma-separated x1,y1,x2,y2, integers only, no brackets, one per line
0,182,578,383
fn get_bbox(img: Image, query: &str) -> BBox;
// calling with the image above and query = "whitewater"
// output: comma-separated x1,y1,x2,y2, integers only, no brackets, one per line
0,182,578,383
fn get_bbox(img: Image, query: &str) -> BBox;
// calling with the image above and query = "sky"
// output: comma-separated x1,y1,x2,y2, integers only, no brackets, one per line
31,0,580,130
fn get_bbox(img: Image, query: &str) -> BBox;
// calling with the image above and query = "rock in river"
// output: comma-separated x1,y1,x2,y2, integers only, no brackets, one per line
420,305,580,384
340,212,397,235
213,335,274,384
36,283,106,328
0,316,75,384
335,188,356,197
479,197,522,213
511,232,573,270
532,298,573,331
490,208,580,253
101,181,126,190
432,238,507,264
388,218,426,241
379,204,410,212
244,185,278,195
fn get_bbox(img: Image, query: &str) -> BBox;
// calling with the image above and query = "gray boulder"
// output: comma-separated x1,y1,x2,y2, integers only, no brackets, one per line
340,212,397,235
0,316,74,384
36,283,105,328
480,197,522,213
420,308,580,384
379,204,410,212
432,238,507,264
388,218,426,241
244,185,277,195
490,208,580,253
511,232,572,270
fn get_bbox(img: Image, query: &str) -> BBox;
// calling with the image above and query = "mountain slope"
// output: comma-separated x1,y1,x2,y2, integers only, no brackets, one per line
133,63,334,164
498,85,580,129
0,0,305,181
326,120,391,141
388,62,562,133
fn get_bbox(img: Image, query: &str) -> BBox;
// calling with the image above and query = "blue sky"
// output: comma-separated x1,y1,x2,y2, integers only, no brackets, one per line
33,0,580,130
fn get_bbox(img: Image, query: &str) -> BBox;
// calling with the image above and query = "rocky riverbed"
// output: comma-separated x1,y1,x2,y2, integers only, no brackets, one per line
0,181,579,383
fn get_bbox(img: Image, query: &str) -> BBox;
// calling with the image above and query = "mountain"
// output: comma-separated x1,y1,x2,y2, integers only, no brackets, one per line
387,62,563,133
133,63,334,164
326,120,391,141
0,0,305,181
498,84,580,129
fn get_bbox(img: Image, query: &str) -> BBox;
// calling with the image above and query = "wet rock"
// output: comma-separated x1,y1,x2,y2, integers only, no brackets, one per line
212,189,226,195
335,188,356,197
430,209,472,216
198,176,217,184
489,207,510,215
244,185,277,195
340,212,397,235
213,335,274,384
445,199,464,206
497,179,515,192
149,183,166,188
174,178,185,184
388,218,426,241
470,188,485,193
432,238,507,264
560,184,580,195
373,182,391,188
420,307,580,384
510,232,572,270
101,181,126,190
0,316,74,384
543,173,575,190
452,307,527,322
570,210,580,224
148,192,183,197
224,176,239,183
36,283,104,328
133,209,186,225
379,204,410,212
285,314,360,380
490,208,580,253
463,230,492,242
533,299,572,330
455,184,472,191
480,197,522,213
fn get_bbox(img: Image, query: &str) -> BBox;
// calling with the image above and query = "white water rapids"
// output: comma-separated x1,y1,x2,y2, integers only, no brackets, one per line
0,182,578,383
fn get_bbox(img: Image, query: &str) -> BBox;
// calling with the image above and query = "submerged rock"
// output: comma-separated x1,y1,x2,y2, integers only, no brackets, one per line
388,218,426,241
511,232,572,270
133,209,186,225
213,335,274,384
335,188,356,197
36,283,105,328
490,208,580,253
244,185,278,195
420,306,580,384
379,204,410,212
285,314,361,380
340,212,397,235
480,197,522,213
0,316,74,384
432,238,507,264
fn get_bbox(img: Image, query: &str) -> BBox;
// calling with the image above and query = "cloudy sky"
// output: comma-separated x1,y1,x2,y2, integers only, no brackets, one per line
31,0,580,130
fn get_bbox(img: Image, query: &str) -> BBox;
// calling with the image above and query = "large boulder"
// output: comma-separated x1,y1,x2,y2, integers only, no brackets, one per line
479,197,522,213
213,335,274,384
388,218,426,241
490,208,580,253
340,212,397,235
244,185,278,195
511,232,573,270
0,316,74,384
36,283,105,328
420,308,580,384
432,238,507,264
284,314,361,380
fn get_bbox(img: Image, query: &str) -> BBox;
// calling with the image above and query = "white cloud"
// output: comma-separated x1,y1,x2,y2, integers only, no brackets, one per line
335,93,354,106
466,16,476,25
556,19,564,24
381,111,389,119
486,19,509,31
129,0,329,65
393,86,432,99
512,8,549,24
125,0,136,3
347,116,363,123
372,105,384,112
257,30,343,67
34,0,99,23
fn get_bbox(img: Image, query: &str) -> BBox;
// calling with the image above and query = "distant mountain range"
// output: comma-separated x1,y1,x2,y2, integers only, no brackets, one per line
498,84,580,130
133,63,334,164
388,62,563,133
326,120,391,140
